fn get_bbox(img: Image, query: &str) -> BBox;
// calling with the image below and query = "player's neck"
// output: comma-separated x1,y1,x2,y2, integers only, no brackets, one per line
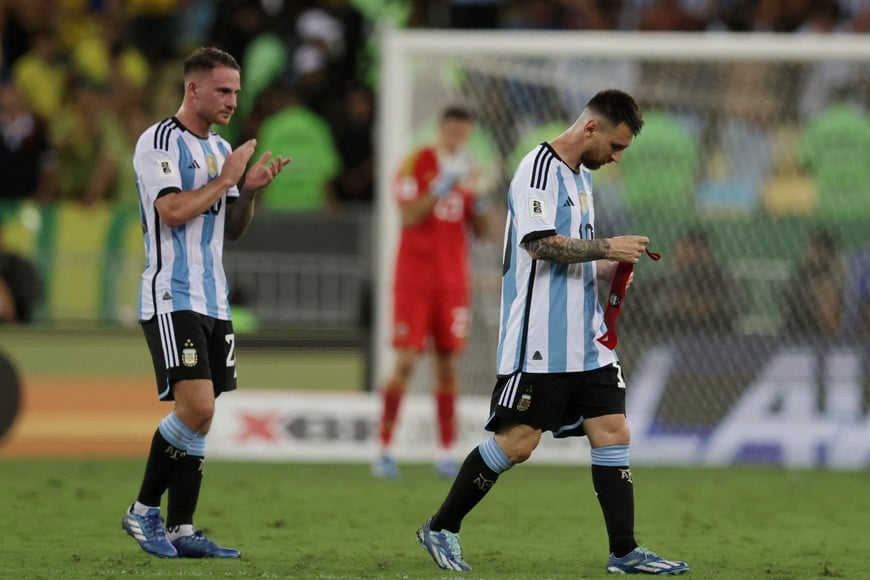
547,137,581,173
175,106,211,139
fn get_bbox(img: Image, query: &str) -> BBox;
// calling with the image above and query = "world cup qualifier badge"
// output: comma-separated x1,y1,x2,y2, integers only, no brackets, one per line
182,339,198,367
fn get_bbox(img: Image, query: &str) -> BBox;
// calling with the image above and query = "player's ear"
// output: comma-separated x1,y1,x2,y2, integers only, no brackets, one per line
583,119,598,137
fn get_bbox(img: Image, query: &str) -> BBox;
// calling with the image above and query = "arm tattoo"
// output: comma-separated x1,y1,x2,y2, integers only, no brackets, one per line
524,236,610,264
224,195,255,241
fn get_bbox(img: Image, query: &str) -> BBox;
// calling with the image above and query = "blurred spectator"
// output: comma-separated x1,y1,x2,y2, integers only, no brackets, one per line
405,0,447,27
637,0,705,31
10,28,69,124
237,32,289,120
779,229,846,337
619,0,713,30
1,0,50,76
255,85,341,213
50,81,124,204
291,39,332,115
124,0,180,64
695,61,784,214
503,0,564,29
0,217,43,323
0,81,57,202
293,0,370,125
450,0,507,28
174,0,218,55
796,1,866,120
328,81,375,208
308,0,369,83
560,0,622,30
635,228,742,334
70,6,151,111
208,0,274,66
102,101,153,207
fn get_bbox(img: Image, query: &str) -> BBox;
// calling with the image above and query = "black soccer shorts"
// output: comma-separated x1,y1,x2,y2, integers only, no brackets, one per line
141,310,237,401
484,363,626,438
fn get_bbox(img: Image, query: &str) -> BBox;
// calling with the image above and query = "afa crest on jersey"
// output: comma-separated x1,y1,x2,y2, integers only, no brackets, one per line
206,155,218,178
578,191,589,213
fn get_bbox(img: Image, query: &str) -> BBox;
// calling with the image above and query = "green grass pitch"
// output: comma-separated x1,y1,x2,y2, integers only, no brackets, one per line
0,460,866,579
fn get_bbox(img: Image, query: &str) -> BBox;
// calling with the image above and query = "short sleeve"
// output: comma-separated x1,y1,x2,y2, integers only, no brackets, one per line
511,145,559,244
134,131,182,204
394,148,437,203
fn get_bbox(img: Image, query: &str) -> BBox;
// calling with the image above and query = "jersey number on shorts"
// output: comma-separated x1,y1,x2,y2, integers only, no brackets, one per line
225,333,236,367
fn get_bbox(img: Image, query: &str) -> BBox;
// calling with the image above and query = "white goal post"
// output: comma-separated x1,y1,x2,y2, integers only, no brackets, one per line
372,28,870,409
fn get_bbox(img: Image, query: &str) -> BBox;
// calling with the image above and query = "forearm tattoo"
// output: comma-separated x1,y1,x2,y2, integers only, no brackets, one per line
524,236,610,264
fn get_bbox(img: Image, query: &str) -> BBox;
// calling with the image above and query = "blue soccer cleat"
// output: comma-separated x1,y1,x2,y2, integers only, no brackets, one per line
371,455,400,479
606,546,689,575
416,517,472,572
171,530,241,558
121,507,178,558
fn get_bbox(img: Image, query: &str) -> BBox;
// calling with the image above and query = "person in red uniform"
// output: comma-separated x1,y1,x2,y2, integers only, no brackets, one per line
373,105,491,479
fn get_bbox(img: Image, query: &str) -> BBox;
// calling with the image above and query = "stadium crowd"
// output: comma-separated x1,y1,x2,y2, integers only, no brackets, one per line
0,0,868,336
1,0,868,209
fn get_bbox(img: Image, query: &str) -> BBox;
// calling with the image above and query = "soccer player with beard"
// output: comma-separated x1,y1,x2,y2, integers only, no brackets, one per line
122,46,290,559
416,89,689,576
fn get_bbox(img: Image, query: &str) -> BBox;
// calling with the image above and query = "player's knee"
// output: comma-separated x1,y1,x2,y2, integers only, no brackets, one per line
498,431,540,463
383,376,408,394
504,441,536,463
585,416,630,447
185,401,215,430
507,447,533,463
434,354,458,384
393,355,417,380
395,364,414,381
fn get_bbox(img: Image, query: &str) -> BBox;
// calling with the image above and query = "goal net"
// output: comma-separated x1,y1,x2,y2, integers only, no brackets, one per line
374,30,870,467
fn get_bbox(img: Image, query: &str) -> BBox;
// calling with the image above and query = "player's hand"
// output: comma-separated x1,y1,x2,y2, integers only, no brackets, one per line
222,139,258,186
432,150,474,198
605,235,650,263
244,151,292,192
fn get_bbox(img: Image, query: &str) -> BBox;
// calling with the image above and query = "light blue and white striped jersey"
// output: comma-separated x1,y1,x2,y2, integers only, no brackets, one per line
134,117,239,321
496,143,618,376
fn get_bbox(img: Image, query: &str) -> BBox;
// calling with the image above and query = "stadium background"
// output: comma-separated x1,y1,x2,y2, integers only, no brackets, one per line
0,1,868,470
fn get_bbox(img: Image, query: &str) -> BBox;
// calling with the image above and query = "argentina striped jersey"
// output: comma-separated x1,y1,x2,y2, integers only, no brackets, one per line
496,143,618,376
134,117,239,321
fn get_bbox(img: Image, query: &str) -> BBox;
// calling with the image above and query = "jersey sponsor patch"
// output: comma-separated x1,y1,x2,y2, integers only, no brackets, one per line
528,197,546,219
155,158,177,178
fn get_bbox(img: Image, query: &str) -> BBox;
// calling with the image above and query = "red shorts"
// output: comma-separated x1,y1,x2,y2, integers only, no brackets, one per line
392,283,469,353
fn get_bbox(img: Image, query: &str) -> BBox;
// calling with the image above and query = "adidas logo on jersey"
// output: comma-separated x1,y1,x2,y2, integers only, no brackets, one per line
532,351,543,361
162,291,172,301
563,197,575,207
188,160,200,169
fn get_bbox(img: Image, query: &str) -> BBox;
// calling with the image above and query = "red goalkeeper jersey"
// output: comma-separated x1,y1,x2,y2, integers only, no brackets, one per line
393,146,475,293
